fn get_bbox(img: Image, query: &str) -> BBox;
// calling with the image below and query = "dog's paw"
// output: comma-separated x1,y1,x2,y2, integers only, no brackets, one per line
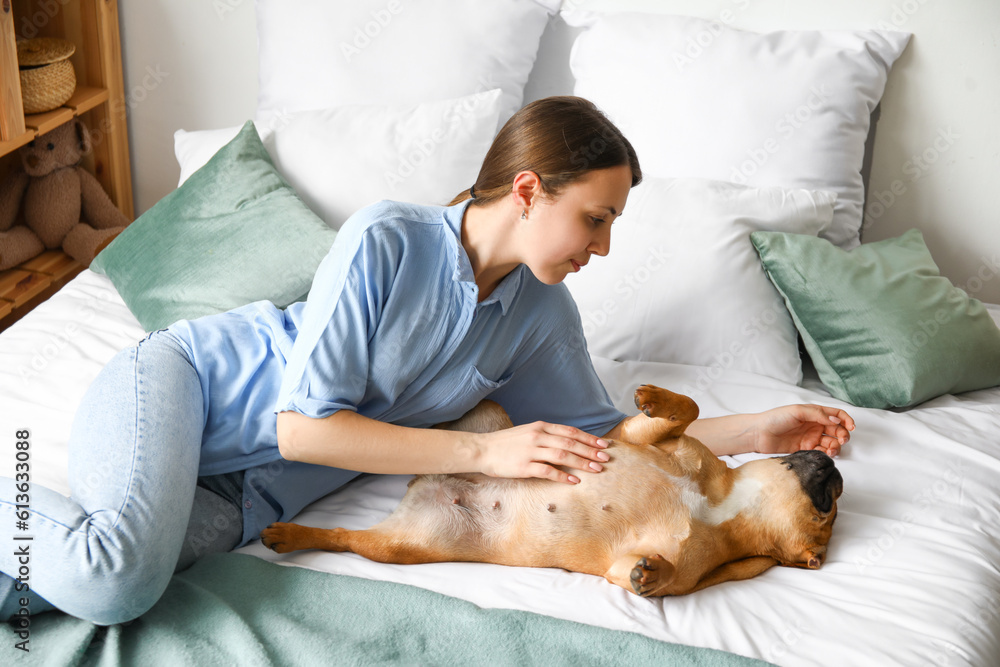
633,385,699,427
260,522,307,554
630,554,673,597
633,385,663,417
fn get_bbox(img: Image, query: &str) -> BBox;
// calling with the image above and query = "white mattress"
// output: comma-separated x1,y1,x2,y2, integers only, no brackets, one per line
3,270,1000,666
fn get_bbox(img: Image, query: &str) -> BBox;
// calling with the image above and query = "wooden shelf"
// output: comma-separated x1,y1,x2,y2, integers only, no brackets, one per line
0,128,33,156
0,86,112,158
0,0,131,333
21,107,75,136
0,268,49,307
21,249,81,280
0,251,84,330
65,85,109,114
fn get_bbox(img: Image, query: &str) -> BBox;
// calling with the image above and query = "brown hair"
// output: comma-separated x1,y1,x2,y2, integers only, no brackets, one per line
448,96,641,207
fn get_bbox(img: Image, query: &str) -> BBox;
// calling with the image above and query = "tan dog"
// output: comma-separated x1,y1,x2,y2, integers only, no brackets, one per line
261,385,843,596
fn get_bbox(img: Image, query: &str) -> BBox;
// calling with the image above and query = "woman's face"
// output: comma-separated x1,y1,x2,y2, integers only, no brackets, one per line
520,165,633,285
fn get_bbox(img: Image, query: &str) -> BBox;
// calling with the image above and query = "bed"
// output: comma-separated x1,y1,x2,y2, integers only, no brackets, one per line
3,2,1000,665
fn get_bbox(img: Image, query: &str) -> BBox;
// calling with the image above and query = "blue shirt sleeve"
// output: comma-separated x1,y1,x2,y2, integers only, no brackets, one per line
275,215,400,419
490,287,626,436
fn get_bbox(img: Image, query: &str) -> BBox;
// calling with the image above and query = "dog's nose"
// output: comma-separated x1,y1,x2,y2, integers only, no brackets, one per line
781,451,843,514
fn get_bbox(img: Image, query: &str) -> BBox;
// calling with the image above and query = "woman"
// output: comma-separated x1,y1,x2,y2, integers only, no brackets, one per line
0,96,853,625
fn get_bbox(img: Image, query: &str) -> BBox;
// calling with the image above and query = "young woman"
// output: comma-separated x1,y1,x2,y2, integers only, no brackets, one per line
0,96,854,625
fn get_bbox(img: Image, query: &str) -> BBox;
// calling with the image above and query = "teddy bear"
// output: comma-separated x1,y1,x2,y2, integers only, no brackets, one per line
0,119,130,271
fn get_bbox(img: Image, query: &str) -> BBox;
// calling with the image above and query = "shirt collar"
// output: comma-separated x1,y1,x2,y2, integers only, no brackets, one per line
443,199,523,316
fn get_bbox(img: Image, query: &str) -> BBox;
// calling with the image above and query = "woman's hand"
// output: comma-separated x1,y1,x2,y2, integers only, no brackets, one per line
751,404,855,457
475,421,611,484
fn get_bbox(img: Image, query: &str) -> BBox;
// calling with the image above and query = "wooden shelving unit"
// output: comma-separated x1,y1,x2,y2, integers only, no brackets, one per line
0,0,132,332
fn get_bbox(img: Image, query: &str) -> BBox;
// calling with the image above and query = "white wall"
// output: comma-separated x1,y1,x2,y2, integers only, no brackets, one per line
118,0,1000,304
118,1,258,207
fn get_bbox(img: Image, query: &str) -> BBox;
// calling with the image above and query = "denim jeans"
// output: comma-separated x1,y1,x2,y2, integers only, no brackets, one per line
0,332,244,625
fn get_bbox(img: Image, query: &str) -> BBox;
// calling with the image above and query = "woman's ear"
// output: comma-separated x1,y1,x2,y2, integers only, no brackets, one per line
510,170,542,211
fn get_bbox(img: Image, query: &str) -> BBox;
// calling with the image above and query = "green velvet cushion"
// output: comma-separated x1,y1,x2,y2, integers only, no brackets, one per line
91,121,336,332
750,229,1000,408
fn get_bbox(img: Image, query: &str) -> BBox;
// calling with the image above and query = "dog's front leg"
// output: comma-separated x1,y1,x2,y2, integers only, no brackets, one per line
684,556,779,594
621,385,700,443
604,553,676,597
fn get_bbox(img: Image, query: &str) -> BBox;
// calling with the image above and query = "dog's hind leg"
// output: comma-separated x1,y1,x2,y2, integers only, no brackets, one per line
684,556,778,594
260,522,465,564
260,523,349,554
261,476,493,564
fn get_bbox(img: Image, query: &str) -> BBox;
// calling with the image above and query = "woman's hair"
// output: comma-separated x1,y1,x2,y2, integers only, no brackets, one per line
448,96,641,207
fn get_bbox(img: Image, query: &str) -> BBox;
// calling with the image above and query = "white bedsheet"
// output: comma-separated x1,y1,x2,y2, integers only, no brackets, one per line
3,270,1000,666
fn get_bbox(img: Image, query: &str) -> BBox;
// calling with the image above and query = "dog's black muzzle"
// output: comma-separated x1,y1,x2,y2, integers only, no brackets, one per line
781,450,843,514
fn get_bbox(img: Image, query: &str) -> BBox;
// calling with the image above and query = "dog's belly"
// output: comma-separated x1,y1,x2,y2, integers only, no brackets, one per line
382,442,698,571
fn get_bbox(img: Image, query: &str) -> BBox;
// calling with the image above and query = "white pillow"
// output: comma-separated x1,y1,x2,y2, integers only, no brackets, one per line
565,11,909,250
563,177,836,386
174,89,502,230
255,0,558,129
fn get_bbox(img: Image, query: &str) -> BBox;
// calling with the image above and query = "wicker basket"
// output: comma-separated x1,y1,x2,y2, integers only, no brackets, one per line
17,38,77,115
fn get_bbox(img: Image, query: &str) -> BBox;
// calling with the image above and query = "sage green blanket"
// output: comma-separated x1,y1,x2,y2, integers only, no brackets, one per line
0,553,772,666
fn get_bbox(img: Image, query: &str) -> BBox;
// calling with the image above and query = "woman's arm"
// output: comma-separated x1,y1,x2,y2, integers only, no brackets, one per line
602,414,755,455
684,414,758,457
277,410,612,484
603,408,853,457
686,406,855,458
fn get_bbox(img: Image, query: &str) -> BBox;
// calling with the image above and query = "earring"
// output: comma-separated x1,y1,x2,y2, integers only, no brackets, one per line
521,209,527,220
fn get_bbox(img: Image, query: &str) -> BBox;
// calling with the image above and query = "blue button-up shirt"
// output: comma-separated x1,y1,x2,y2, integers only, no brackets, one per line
166,198,625,545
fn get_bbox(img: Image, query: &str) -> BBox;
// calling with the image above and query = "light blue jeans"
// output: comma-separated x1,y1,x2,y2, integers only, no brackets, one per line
0,332,244,625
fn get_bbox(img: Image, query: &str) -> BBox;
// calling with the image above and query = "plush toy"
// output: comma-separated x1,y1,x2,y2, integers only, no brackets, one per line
0,119,129,271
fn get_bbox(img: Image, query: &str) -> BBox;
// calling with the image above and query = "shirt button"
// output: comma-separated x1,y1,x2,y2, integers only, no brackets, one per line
244,500,252,509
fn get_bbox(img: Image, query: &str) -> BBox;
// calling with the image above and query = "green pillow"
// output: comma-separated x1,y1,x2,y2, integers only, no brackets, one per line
750,229,1000,408
91,121,336,332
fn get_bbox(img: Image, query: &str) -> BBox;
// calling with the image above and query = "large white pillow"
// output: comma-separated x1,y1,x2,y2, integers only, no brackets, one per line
255,0,558,129
563,177,836,386
565,11,909,250
174,89,502,229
